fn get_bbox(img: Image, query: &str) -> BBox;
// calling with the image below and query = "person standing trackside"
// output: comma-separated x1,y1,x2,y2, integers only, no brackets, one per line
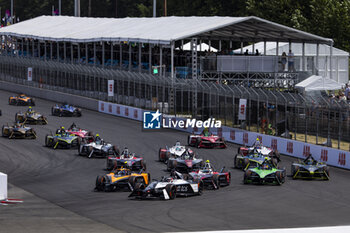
288,49,295,72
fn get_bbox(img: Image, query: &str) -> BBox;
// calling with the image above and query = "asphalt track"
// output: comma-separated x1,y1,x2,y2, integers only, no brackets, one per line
0,89,350,233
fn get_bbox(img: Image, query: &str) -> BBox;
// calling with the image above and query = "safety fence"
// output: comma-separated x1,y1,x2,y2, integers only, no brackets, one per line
0,55,350,151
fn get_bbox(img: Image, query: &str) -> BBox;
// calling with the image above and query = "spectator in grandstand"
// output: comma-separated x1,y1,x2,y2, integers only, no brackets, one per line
288,49,295,72
344,83,349,100
244,49,249,55
281,52,287,71
255,49,260,56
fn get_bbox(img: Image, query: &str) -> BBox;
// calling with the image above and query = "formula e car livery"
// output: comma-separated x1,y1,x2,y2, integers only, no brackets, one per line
9,94,35,106
15,108,48,125
159,141,194,163
2,123,37,139
45,131,80,149
79,136,119,158
51,104,82,117
129,171,203,200
95,168,150,192
188,129,226,149
234,140,280,170
167,149,203,172
291,155,330,180
244,159,286,185
67,123,93,141
106,148,145,171
188,160,230,189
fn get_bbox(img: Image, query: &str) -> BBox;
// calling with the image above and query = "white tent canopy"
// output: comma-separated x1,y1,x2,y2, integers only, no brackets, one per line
234,41,349,56
295,75,343,92
0,15,333,45
176,42,218,52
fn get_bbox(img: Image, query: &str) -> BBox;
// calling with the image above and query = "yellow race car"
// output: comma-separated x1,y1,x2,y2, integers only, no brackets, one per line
95,168,150,192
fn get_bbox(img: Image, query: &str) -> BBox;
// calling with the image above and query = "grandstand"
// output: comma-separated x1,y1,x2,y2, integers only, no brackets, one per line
0,15,349,150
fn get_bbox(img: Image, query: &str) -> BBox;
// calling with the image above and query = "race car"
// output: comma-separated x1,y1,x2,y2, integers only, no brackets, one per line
8,94,35,106
51,104,82,117
188,129,226,149
167,149,203,172
106,148,145,171
188,160,231,189
66,123,93,142
128,171,203,200
78,135,119,158
158,141,194,163
291,154,330,180
234,139,280,170
2,123,37,139
243,159,286,185
15,107,48,125
45,129,80,149
95,168,150,192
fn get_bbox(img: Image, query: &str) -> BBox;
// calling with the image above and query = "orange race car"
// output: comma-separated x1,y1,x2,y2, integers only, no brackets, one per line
95,168,150,192
9,94,35,106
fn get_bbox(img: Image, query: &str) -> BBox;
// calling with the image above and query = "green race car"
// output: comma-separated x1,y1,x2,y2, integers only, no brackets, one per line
45,131,80,149
243,159,286,185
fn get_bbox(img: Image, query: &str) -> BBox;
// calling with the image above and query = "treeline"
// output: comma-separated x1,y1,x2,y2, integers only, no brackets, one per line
1,0,349,52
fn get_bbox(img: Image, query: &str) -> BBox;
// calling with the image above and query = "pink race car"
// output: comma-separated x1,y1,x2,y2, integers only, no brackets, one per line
188,132,226,149
66,123,93,142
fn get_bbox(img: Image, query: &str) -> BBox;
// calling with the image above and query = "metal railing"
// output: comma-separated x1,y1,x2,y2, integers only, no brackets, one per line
0,55,349,150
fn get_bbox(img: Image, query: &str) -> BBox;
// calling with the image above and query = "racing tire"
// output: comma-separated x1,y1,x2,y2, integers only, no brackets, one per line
51,107,55,116
147,173,151,185
243,170,251,184
158,148,164,162
113,146,120,156
198,181,204,195
86,146,93,158
234,154,239,169
165,184,176,200
167,160,173,171
134,182,146,191
272,158,278,168
243,158,250,169
141,160,147,171
45,134,53,147
2,126,9,137
187,135,192,146
275,171,284,185
129,176,144,190
213,174,220,189
95,176,106,191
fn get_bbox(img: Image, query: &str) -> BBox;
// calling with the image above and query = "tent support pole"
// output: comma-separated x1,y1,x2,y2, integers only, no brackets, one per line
128,42,131,71
302,42,305,71
102,41,105,67
149,44,152,74
110,42,113,67
160,45,162,76
77,43,80,62
71,43,73,64
119,43,122,68
63,42,66,62
263,40,266,55
138,43,141,73
57,42,59,61
330,41,333,80
50,41,53,60
85,43,88,65
38,40,41,59
240,41,243,54
171,41,174,84
316,43,319,75
93,42,96,66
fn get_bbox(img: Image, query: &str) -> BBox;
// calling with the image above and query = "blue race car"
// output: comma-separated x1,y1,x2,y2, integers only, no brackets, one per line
51,104,82,117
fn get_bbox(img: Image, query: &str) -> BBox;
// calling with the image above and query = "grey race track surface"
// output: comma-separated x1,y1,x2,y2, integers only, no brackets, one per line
0,89,350,233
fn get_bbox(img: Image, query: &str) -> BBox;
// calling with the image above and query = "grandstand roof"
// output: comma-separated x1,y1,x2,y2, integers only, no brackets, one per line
0,15,333,45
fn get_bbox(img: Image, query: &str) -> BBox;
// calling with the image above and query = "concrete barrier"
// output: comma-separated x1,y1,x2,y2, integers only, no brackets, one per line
0,172,7,201
0,81,99,111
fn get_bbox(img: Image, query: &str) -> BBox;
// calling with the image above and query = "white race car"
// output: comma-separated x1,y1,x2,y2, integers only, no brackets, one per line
129,171,203,200
78,138,119,158
158,141,194,163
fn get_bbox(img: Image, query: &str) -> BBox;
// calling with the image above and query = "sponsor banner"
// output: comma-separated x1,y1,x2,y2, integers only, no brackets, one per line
238,99,247,120
27,67,33,81
98,101,350,170
107,80,114,97
0,172,7,201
